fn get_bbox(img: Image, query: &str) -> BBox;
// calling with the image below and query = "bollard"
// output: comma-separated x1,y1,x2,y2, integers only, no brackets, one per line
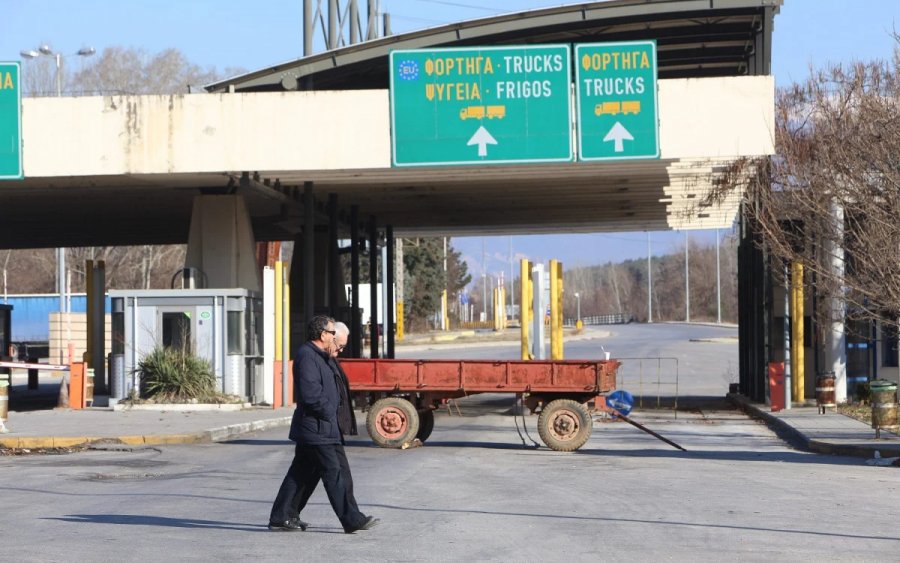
85,368,95,407
870,379,898,439
0,380,9,433
816,372,836,414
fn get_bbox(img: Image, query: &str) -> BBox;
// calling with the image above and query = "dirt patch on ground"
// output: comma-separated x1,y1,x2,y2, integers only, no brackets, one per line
1,445,90,456
838,403,872,425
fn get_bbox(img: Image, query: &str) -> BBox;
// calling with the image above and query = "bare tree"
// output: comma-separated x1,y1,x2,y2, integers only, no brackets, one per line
720,42,900,335
72,47,242,95
5,47,246,294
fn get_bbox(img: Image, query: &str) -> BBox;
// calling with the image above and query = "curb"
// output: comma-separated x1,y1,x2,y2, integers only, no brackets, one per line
728,393,900,459
728,393,811,452
0,416,292,451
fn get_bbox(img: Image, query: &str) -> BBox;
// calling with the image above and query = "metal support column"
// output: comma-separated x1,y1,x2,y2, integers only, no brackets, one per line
385,225,395,359
91,260,106,394
328,193,339,320
350,205,361,358
368,217,378,359
303,182,315,344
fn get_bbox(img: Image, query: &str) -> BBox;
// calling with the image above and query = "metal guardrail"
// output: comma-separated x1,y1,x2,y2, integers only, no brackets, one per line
614,356,679,417
565,314,629,327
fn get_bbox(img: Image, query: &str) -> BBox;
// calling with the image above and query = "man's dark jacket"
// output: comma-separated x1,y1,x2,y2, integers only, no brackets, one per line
330,357,358,437
289,341,342,445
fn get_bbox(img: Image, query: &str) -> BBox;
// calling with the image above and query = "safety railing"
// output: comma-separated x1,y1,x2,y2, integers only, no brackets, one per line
613,356,680,417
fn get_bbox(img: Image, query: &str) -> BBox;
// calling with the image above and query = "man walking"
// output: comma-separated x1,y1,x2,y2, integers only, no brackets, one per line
268,315,379,533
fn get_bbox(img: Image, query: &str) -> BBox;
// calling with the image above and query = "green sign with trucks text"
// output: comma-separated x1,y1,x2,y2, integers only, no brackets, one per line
390,45,572,166
0,62,23,180
575,41,659,161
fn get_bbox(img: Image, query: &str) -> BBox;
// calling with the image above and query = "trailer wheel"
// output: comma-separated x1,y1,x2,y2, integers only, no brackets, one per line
537,399,592,452
416,409,435,442
367,397,420,448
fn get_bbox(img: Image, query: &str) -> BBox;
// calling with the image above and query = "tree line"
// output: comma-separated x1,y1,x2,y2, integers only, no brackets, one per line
461,236,739,325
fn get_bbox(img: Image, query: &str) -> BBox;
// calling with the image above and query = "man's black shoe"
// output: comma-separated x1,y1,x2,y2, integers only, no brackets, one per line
344,515,380,534
268,517,308,531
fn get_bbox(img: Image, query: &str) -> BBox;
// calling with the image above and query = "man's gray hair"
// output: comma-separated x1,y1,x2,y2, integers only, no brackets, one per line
334,321,350,337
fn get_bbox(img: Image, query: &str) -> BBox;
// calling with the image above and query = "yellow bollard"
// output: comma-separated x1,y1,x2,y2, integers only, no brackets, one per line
521,259,532,360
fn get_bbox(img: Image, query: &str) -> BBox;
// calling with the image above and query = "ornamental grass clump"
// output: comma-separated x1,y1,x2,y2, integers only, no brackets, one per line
137,346,217,402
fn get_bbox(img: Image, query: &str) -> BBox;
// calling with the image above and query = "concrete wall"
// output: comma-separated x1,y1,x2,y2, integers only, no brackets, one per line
22,90,391,176
21,76,774,178
48,313,112,366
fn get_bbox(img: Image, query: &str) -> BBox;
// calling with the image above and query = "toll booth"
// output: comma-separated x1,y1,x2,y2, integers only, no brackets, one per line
109,289,263,403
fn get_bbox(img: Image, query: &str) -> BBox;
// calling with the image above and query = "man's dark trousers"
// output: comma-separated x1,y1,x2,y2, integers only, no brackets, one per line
270,443,363,529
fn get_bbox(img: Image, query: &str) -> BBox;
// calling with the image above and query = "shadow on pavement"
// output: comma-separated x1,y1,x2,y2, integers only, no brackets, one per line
46,514,264,532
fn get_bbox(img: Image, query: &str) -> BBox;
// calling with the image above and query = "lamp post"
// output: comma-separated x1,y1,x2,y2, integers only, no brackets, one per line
20,44,95,316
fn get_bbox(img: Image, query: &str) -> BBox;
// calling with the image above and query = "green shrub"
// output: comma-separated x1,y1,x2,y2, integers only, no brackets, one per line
137,346,217,402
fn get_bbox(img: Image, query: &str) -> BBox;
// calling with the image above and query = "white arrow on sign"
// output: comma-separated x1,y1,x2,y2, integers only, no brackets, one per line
467,125,498,157
603,122,634,153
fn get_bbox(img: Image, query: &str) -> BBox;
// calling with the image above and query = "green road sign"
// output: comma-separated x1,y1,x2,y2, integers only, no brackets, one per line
390,45,572,166
0,62,23,180
575,41,659,161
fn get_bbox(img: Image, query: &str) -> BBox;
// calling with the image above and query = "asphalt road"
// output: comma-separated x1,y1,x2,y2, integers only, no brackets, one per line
397,323,740,399
2,404,899,561
4,324,898,561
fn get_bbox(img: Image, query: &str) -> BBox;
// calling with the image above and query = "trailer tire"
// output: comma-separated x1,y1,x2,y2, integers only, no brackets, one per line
367,397,420,448
537,399,592,452
416,409,435,442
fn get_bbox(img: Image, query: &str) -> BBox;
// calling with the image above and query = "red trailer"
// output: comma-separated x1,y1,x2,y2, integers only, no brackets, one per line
341,358,619,452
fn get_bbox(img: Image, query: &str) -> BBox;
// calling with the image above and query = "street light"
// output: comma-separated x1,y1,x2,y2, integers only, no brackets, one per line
20,44,95,316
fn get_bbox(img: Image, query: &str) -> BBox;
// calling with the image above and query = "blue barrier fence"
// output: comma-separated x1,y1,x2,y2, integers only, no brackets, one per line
2,294,112,342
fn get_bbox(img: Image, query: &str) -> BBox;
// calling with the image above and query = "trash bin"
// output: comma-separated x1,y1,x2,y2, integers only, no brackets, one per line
816,372,836,414
869,379,898,439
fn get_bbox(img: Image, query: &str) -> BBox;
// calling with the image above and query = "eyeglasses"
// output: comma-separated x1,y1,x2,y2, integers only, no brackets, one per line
337,344,346,352
323,329,336,336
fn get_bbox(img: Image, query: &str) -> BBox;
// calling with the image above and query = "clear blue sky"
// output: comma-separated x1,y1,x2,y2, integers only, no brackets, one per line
3,0,898,277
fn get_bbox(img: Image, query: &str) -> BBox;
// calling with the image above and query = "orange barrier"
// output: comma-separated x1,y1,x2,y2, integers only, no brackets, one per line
69,362,86,409
768,361,785,412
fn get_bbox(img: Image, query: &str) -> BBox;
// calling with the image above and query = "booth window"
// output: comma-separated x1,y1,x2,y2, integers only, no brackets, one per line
162,312,192,352
883,322,899,368
227,311,243,355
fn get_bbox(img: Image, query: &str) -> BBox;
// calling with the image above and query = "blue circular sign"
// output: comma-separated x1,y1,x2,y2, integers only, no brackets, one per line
606,390,634,416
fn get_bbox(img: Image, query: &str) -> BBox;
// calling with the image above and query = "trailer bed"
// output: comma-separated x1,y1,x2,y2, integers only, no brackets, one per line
341,357,619,452
342,358,617,394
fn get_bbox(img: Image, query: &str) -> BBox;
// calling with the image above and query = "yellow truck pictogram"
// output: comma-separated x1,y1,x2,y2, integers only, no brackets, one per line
459,106,486,120
486,105,506,119
460,105,507,120
594,101,621,116
622,101,641,114
594,100,642,116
